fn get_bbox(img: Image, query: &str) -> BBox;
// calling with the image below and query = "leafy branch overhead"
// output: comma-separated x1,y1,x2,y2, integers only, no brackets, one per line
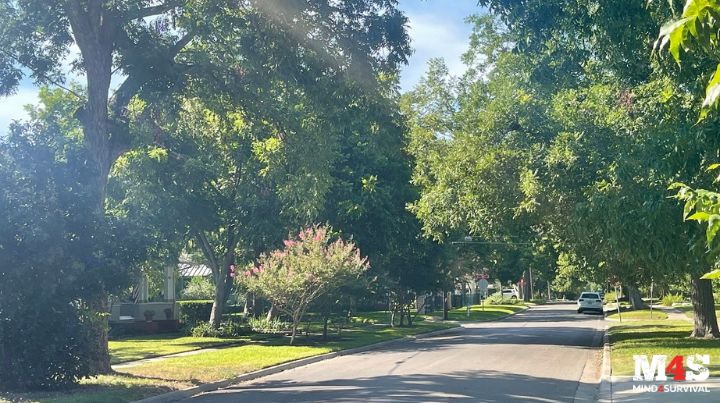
655,0,720,115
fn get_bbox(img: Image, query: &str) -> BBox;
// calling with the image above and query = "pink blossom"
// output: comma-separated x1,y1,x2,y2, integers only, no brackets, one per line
244,270,252,277
252,267,260,274
283,239,295,247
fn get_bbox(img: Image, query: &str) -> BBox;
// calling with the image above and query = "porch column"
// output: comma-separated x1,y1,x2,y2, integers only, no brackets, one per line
165,265,176,302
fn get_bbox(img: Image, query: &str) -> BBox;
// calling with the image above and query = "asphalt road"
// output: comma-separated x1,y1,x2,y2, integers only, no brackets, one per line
186,304,604,403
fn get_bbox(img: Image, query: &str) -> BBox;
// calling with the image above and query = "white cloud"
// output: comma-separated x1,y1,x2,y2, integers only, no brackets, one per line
0,88,39,135
400,12,472,91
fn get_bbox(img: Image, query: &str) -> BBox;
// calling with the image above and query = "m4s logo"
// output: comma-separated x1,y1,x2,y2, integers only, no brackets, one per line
633,355,710,381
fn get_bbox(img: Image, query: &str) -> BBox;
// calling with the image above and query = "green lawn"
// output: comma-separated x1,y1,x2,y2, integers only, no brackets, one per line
609,320,720,376
109,334,242,364
115,318,455,382
606,309,668,321
441,304,526,321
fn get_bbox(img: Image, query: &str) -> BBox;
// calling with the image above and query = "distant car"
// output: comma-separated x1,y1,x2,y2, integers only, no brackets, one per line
501,288,519,299
577,292,603,313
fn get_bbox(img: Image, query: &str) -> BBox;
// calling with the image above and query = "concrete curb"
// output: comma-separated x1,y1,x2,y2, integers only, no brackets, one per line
132,325,463,403
598,322,612,403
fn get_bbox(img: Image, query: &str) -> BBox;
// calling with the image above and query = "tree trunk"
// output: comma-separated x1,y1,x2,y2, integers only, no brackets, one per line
322,315,329,340
86,293,111,374
690,276,720,338
266,305,276,322
209,280,226,328
626,284,646,310
406,305,413,327
443,291,449,320
209,256,233,328
523,271,530,302
243,292,252,316
290,312,300,345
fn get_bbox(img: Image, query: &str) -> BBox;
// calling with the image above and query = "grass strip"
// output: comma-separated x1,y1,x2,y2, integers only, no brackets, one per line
606,310,668,321
109,334,243,364
608,319,720,376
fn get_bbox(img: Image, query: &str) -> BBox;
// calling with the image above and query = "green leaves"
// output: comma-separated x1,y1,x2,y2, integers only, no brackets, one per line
702,64,720,115
656,17,691,62
655,0,720,117
701,268,720,279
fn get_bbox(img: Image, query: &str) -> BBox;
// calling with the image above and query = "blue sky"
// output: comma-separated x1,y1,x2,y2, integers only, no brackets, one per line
0,1,481,134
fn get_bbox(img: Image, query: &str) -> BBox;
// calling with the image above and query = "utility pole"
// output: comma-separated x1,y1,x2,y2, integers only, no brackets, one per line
529,267,534,300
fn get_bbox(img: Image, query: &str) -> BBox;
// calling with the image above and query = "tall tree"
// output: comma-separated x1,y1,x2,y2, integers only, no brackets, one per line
0,0,410,372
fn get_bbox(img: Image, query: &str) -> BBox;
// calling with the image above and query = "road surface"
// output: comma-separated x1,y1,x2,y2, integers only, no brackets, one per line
186,304,604,402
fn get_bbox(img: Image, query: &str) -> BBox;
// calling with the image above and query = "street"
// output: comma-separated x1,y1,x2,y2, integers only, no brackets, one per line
186,304,604,402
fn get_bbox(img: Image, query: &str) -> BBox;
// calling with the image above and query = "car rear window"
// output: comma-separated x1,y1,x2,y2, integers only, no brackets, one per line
581,293,599,299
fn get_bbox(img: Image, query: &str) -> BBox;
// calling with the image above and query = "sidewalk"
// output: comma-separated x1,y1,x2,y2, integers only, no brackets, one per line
652,305,692,322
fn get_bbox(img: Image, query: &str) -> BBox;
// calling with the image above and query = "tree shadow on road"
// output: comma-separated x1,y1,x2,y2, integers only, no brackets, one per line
191,369,596,402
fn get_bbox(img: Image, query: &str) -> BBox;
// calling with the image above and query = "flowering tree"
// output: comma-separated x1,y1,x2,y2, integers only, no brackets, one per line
240,225,369,344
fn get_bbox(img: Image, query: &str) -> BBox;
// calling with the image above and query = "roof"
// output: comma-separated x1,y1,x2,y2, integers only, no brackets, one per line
178,263,212,277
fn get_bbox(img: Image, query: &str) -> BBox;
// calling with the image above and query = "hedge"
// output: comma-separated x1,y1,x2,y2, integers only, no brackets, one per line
177,300,213,325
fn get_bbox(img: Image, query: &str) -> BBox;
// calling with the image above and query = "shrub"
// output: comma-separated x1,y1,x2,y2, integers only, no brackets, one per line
485,293,524,305
190,320,250,337
190,320,250,338
530,298,546,305
661,293,684,306
239,225,368,344
247,317,293,334
0,120,143,389
603,291,618,303
484,293,504,305
0,303,93,390
180,277,215,300
178,300,214,325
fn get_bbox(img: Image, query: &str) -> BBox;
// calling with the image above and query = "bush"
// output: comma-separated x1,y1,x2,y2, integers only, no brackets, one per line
0,303,93,390
530,298,546,304
485,293,524,305
180,277,215,300
190,320,249,338
603,291,618,303
0,120,142,390
247,317,293,334
661,293,684,306
178,300,214,325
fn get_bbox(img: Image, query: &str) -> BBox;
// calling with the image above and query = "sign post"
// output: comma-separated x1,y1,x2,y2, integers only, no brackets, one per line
477,278,489,312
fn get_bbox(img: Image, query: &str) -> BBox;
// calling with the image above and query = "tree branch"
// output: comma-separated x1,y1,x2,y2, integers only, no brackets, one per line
126,1,181,21
170,30,196,57
0,49,84,100
196,231,220,276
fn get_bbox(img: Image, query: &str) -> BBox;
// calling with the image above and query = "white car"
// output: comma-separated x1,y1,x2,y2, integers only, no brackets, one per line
577,292,603,313
501,288,519,299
